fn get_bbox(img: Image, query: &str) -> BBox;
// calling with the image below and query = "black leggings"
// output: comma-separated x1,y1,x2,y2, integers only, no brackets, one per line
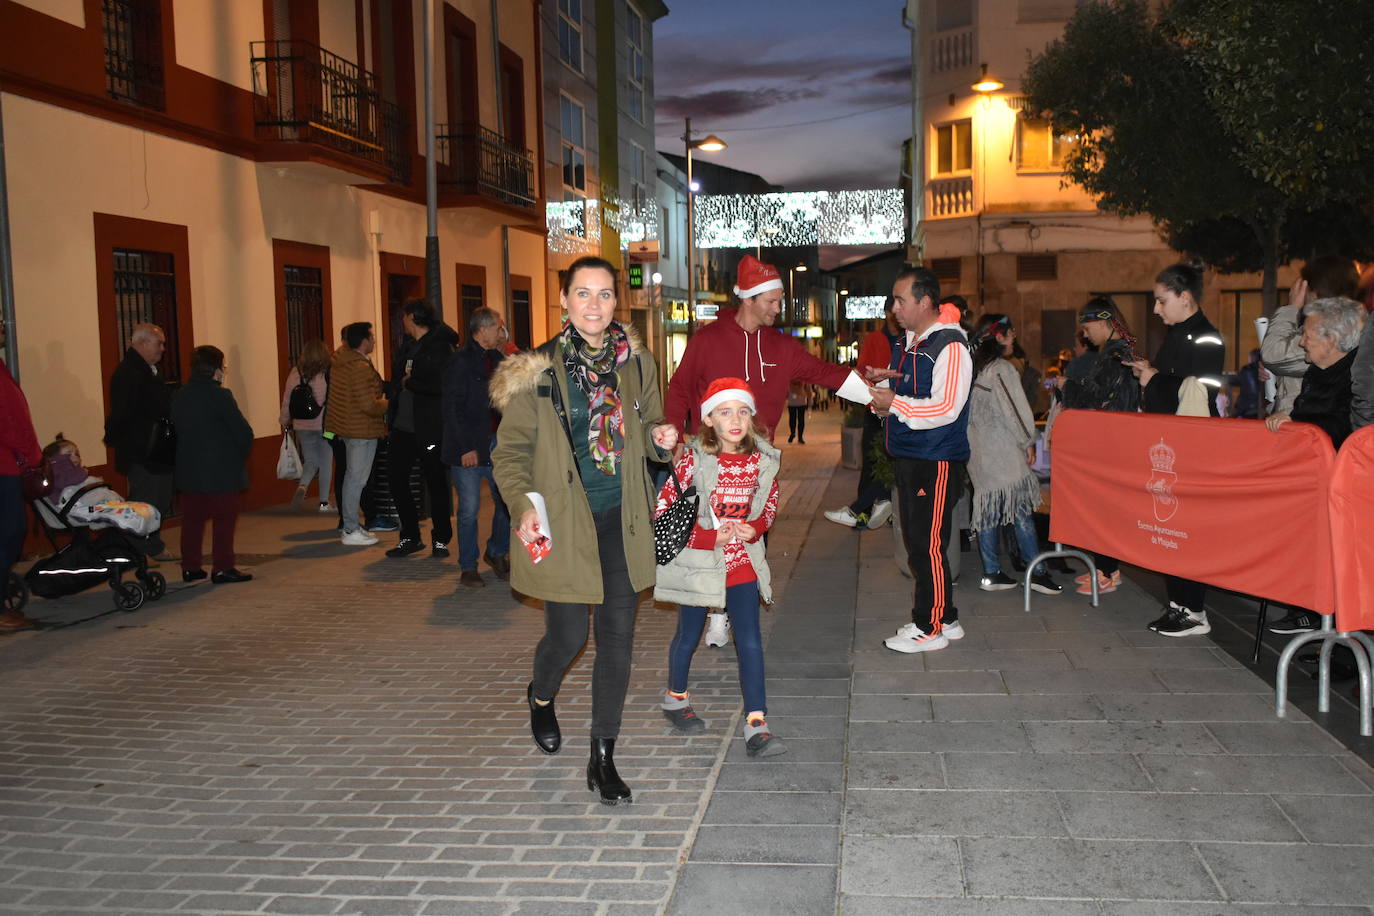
787,405,807,440
532,506,640,739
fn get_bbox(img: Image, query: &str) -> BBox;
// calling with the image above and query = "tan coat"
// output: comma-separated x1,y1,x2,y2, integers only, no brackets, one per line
323,345,387,439
490,329,669,604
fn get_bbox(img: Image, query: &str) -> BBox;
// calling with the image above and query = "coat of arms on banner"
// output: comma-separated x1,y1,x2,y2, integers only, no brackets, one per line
1146,438,1179,522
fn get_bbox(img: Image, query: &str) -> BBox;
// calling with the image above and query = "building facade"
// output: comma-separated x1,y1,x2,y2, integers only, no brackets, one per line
912,0,1293,369
1,0,547,507
540,0,666,347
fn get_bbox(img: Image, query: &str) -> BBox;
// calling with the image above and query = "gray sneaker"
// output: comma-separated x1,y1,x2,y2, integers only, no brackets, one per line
745,730,788,758
662,705,707,733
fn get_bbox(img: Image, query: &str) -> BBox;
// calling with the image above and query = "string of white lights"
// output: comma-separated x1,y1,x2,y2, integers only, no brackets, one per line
546,188,902,253
845,296,887,319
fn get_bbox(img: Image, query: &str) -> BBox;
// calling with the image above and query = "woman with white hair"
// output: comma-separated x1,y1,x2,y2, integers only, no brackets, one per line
1265,296,1365,448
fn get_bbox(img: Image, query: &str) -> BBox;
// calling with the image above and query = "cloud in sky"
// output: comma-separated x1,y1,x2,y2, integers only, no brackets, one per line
656,87,825,121
653,1,914,193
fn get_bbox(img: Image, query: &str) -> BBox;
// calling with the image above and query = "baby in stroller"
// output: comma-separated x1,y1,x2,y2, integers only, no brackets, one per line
41,435,163,542
24,434,168,611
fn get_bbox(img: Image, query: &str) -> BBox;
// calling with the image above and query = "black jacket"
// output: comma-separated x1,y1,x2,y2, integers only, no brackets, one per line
1142,310,1226,416
1292,348,1357,448
1063,338,1141,413
169,373,254,493
103,348,175,473
389,324,458,445
441,338,504,466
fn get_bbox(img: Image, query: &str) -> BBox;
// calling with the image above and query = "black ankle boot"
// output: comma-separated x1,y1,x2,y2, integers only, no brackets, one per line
587,737,632,805
527,682,560,755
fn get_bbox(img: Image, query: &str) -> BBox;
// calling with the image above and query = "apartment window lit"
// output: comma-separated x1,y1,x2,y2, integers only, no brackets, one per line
1016,116,1073,171
102,0,165,109
629,142,647,211
934,120,972,175
626,3,645,123
558,0,583,72
560,95,586,192
112,248,181,382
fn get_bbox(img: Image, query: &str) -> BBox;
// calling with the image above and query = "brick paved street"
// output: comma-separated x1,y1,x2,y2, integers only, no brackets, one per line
3,411,1373,915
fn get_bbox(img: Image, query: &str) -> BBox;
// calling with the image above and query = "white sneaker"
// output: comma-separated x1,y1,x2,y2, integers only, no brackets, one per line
824,506,861,528
319,502,337,513
884,623,950,653
941,620,965,641
341,529,379,546
866,500,893,528
704,612,731,647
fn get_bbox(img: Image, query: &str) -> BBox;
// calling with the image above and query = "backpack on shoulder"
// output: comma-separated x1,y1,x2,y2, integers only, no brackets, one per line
289,377,323,420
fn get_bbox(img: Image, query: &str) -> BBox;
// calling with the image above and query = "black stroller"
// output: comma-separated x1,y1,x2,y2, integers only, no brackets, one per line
24,482,167,612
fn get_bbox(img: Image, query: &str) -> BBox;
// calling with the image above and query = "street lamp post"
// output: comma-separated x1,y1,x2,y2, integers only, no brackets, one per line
683,118,725,338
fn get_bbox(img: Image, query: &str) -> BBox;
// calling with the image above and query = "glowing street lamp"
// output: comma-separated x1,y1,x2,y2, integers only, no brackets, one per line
684,118,727,337
971,62,1003,94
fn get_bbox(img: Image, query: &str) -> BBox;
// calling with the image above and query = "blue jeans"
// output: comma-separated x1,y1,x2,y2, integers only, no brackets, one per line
452,461,509,571
978,509,1045,576
669,580,766,715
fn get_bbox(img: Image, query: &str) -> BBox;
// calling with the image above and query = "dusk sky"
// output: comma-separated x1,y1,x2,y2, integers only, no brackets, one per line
653,0,914,194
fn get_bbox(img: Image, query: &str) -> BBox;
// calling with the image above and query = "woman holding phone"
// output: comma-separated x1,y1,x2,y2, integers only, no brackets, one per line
490,255,678,805
1124,263,1226,637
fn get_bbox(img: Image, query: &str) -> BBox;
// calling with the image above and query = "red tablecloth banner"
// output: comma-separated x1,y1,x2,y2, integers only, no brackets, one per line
1329,425,1374,632
1049,410,1336,614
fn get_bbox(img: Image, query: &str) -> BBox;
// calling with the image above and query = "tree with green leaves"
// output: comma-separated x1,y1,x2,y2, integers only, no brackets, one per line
1024,0,1374,312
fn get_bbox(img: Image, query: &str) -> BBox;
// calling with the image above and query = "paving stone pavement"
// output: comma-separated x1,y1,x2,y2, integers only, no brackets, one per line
3,410,1373,916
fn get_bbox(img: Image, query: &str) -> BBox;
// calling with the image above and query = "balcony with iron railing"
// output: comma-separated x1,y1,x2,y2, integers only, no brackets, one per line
250,40,410,185
436,123,537,210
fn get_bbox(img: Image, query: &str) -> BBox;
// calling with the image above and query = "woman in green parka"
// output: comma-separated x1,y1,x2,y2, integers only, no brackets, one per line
490,255,678,806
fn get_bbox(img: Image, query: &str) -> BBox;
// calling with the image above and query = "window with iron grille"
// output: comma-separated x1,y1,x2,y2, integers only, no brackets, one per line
511,288,533,350
558,0,583,72
112,248,181,382
626,3,645,123
283,265,325,370
931,257,962,283
1017,253,1058,281
461,283,484,337
102,0,165,109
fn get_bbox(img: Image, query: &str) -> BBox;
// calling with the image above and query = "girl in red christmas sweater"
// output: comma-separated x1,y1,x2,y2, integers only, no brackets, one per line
653,378,785,757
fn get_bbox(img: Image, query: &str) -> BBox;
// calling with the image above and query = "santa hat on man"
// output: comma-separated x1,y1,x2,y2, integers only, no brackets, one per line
700,377,757,420
733,255,784,300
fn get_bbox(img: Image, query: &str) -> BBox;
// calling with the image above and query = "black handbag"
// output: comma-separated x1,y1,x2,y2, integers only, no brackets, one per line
144,416,177,469
653,466,698,565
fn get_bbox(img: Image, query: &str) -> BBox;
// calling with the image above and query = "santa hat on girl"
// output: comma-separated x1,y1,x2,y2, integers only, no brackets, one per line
700,377,757,420
733,255,784,299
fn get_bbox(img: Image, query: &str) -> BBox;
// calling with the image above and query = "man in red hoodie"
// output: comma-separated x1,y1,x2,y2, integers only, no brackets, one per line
664,255,872,440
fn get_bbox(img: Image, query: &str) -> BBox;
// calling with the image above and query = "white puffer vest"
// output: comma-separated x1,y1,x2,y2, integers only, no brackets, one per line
652,439,780,608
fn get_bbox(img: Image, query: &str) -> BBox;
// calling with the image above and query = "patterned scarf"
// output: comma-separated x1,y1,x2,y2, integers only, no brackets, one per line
561,321,631,475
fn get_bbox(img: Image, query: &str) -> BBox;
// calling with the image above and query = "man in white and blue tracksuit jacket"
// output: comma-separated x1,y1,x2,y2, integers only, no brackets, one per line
866,266,973,654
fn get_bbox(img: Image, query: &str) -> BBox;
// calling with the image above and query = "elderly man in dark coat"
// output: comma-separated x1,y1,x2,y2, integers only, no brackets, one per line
103,323,175,517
